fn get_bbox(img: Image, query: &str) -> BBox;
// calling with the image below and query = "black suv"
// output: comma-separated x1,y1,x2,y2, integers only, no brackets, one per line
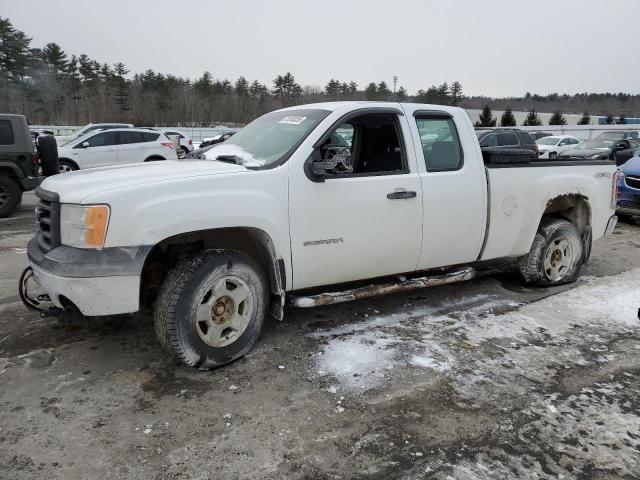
476,128,538,155
0,114,58,217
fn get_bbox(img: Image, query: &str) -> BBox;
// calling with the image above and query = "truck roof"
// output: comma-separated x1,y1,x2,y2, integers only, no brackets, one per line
277,101,464,115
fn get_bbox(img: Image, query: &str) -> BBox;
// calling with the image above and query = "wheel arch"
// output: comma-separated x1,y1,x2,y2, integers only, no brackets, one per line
140,227,286,320
59,157,79,170
540,193,592,262
144,155,166,162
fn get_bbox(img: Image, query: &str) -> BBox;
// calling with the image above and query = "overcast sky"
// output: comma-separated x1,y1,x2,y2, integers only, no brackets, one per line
4,0,638,97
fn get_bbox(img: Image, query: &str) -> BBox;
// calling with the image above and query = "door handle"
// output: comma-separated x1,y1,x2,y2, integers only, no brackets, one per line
387,190,417,200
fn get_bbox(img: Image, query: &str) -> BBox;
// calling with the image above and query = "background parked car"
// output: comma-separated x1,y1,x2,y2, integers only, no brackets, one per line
559,131,640,161
535,135,581,159
616,152,640,221
529,131,553,141
56,122,133,146
476,128,538,155
57,128,177,172
160,129,193,156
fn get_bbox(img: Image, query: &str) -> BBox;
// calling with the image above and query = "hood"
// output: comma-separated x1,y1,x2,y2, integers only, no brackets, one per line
621,154,640,174
40,160,248,203
559,148,610,159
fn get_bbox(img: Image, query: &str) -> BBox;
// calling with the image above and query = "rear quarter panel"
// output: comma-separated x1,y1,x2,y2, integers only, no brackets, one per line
481,163,616,260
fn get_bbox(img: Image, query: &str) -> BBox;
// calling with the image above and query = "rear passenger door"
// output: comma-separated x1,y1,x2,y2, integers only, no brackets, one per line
117,131,158,164
402,106,487,270
497,132,519,148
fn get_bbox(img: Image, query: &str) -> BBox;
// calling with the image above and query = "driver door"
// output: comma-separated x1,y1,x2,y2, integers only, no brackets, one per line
288,109,423,290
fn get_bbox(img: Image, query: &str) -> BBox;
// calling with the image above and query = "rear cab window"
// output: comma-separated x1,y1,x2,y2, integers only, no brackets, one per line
415,116,463,171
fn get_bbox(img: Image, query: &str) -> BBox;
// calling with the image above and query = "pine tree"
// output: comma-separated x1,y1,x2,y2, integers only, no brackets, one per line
577,112,590,125
396,86,407,102
234,76,249,96
500,106,517,127
364,82,377,100
113,62,130,115
548,111,567,126
474,105,497,127
273,72,301,105
377,81,391,100
324,78,341,97
41,42,68,75
0,17,33,81
523,108,542,126
450,81,463,106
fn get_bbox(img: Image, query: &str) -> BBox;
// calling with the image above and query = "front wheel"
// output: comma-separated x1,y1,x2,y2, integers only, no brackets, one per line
549,152,558,159
154,250,268,369
519,218,584,286
59,160,77,173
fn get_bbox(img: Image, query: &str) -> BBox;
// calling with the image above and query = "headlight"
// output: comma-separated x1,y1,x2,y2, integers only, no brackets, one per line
60,204,110,249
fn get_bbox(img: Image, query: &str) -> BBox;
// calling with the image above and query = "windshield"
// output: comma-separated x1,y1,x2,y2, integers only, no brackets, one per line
203,109,330,167
577,137,618,150
536,137,559,146
577,132,636,150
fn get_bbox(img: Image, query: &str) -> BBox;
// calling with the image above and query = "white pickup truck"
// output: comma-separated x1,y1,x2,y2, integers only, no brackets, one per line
22,102,618,369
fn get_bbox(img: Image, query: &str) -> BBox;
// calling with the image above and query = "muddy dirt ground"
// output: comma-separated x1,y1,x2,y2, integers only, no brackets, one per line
1,193,639,480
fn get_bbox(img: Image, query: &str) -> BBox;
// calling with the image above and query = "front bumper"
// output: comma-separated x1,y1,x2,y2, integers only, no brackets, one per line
26,238,151,316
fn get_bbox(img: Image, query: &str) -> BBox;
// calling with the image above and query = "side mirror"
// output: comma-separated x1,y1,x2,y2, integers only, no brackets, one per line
304,147,353,182
615,143,626,151
82,141,90,148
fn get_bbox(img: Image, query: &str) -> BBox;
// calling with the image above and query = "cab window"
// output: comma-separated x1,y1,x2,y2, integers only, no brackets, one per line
318,113,406,175
415,117,463,171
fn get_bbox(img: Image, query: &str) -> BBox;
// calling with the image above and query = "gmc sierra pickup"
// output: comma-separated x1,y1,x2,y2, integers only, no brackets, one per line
21,102,619,369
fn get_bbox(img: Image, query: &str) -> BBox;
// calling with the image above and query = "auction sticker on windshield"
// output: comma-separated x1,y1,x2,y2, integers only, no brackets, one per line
278,116,307,125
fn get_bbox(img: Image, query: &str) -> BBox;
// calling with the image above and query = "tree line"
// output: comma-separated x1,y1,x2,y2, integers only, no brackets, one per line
1,16,638,127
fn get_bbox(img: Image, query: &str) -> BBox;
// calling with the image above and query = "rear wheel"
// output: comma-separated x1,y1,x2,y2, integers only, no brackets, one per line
0,176,22,218
58,160,77,173
154,250,268,369
519,218,583,286
549,152,557,159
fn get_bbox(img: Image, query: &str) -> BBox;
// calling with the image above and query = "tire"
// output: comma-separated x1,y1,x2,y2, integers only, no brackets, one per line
144,156,165,162
180,146,189,155
519,217,584,286
617,213,633,224
549,152,557,159
38,135,59,177
58,160,77,174
154,250,268,369
0,176,22,218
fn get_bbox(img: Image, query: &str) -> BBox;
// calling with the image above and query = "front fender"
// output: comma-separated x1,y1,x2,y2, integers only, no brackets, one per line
82,168,292,285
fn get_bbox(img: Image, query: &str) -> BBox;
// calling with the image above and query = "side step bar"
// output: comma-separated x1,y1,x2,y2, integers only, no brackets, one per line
287,267,477,308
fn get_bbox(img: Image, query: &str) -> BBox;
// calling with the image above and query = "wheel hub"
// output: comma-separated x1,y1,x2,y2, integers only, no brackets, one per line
195,276,253,348
543,236,573,282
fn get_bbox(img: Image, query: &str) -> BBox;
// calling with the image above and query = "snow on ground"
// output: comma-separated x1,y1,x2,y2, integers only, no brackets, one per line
310,269,640,392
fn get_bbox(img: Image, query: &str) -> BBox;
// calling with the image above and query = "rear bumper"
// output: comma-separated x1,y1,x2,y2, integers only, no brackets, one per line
18,176,44,191
26,238,152,316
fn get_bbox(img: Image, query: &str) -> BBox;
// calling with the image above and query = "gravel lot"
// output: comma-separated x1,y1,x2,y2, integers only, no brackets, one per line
1,193,639,480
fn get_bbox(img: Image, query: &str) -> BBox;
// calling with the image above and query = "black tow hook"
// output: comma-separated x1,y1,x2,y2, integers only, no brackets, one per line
18,266,66,318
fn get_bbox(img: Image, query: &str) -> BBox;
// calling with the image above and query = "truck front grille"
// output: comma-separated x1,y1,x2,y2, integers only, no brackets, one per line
625,175,640,190
35,189,61,252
